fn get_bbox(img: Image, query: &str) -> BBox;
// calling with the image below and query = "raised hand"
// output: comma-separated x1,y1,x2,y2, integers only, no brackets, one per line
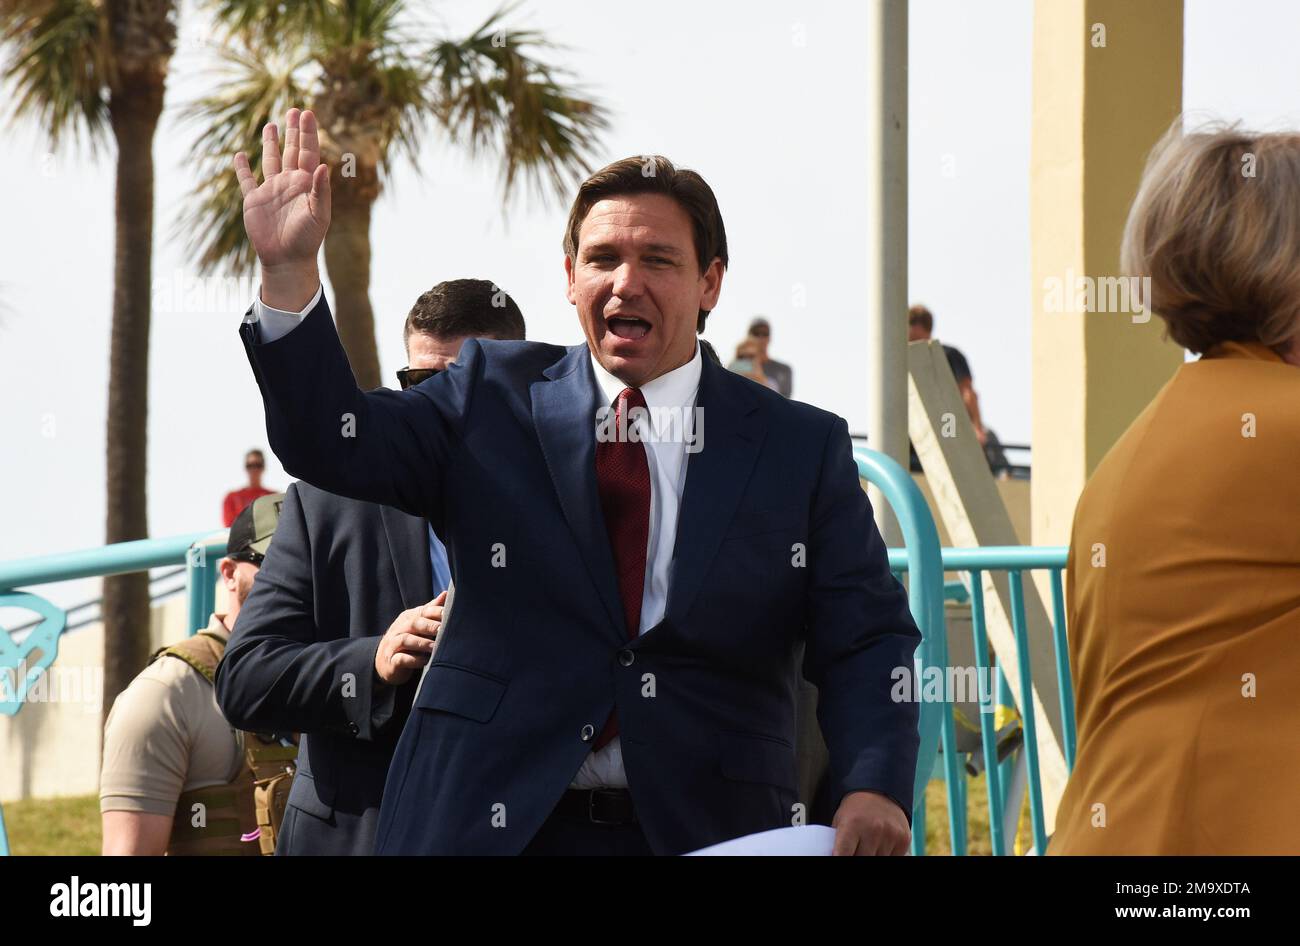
233,108,331,311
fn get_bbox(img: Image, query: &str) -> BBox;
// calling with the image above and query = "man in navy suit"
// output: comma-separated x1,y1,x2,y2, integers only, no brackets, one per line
216,279,526,854
232,108,920,855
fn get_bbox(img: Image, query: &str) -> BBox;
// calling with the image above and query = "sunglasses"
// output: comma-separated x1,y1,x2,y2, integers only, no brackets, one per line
245,462,265,470
227,550,265,566
397,366,442,390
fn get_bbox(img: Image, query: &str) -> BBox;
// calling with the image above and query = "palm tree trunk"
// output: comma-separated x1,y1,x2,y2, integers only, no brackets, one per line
101,82,164,718
323,171,382,390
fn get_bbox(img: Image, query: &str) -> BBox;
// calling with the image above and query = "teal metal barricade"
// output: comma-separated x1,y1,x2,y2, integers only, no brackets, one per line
887,544,1074,855
851,447,962,855
853,447,1076,855
0,531,229,855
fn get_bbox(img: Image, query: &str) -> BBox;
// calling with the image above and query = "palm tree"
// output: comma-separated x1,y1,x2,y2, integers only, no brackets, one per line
1,0,177,716
184,0,609,389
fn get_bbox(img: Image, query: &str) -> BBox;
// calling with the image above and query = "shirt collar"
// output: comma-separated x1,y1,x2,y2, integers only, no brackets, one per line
588,341,703,409
206,613,232,642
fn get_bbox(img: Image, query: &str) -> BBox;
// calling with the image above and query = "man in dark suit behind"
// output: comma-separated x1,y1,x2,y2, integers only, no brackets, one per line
215,279,526,854
232,108,921,855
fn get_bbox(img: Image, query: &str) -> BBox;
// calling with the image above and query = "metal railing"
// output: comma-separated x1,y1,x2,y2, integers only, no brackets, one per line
852,447,957,855
6,566,191,638
0,532,231,644
0,531,229,856
895,546,1072,855
854,447,1074,855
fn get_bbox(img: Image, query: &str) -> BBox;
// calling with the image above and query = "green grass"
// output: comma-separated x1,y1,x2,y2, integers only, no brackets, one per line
3,795,100,855
922,773,1033,855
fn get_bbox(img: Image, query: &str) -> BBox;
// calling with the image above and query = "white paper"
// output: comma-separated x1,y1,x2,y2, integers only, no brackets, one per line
685,825,837,856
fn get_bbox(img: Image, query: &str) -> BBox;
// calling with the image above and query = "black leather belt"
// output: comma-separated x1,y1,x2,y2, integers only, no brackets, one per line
557,788,638,825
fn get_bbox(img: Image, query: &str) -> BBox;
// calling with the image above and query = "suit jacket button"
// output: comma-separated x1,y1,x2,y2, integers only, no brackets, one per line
580,724,595,742
348,722,360,736
618,649,635,667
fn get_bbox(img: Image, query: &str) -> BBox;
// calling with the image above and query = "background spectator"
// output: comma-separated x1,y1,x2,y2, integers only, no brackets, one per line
221,449,276,526
908,305,1008,474
729,337,779,390
727,317,793,396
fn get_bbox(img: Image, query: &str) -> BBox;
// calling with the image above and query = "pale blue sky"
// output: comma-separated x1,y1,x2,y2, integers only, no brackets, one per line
1,0,1296,608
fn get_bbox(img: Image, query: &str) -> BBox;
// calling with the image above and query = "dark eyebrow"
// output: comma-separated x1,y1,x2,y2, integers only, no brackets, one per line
583,241,685,258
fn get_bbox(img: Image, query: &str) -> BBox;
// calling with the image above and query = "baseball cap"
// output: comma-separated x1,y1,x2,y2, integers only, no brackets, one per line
226,492,285,563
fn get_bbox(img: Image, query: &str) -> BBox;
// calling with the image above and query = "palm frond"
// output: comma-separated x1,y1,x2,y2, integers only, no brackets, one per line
207,0,409,53
178,0,612,274
319,0,406,48
0,0,111,146
302,0,434,177
176,40,311,273
427,2,611,204
371,55,429,174
204,0,332,46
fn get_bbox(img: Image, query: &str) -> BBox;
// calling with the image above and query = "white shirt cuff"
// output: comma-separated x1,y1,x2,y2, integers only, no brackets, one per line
248,284,324,343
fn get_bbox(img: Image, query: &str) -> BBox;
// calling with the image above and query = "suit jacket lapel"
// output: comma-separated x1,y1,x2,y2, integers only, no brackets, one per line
530,346,626,640
666,356,767,628
379,504,435,608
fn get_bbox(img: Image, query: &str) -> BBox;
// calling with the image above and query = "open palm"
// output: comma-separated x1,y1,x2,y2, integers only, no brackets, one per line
234,108,331,269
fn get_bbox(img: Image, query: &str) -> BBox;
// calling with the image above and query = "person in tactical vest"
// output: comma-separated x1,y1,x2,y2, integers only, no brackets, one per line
100,493,292,855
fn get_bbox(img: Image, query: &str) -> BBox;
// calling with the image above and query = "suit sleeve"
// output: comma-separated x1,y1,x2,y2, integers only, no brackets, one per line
215,483,414,740
239,294,482,525
801,416,922,823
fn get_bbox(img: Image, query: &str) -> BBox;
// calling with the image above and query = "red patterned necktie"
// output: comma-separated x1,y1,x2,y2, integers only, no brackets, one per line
592,387,651,749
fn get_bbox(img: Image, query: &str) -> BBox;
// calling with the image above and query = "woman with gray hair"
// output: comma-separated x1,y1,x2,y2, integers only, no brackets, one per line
1049,122,1300,855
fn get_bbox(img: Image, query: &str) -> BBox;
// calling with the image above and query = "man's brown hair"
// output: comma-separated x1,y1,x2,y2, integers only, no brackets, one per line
908,305,934,334
403,279,525,344
563,155,728,333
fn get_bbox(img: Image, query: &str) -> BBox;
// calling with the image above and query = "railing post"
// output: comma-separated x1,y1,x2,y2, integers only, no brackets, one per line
855,448,946,855
186,543,217,636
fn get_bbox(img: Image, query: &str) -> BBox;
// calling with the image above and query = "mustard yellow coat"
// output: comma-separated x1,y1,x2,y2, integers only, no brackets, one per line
1048,342,1300,855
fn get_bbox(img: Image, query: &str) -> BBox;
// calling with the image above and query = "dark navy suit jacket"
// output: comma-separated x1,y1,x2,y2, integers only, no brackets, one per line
240,296,920,855
215,480,432,855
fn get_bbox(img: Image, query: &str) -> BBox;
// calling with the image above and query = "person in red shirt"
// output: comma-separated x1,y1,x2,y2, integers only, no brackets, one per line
222,449,276,526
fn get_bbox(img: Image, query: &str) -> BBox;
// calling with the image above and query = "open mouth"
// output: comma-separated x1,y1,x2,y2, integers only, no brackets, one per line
606,315,652,341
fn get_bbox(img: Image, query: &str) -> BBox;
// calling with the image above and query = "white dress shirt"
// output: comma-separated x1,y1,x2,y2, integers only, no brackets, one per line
246,289,702,788
572,344,701,788
248,285,323,342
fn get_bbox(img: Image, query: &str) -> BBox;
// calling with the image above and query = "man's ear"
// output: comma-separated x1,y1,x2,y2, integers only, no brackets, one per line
699,257,724,312
218,558,237,590
564,255,577,305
